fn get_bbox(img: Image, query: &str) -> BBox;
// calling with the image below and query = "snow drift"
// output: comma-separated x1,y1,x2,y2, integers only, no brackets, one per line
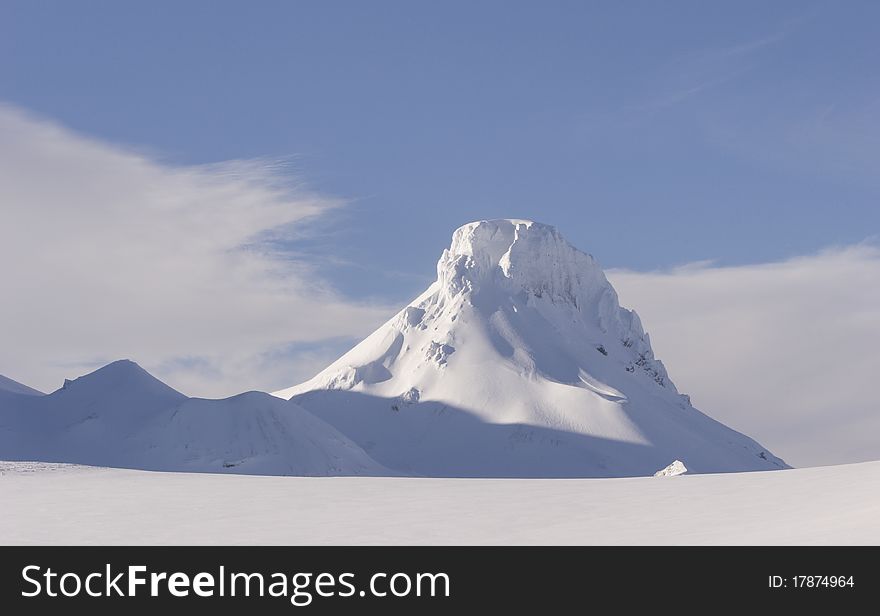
276,219,786,477
0,360,384,476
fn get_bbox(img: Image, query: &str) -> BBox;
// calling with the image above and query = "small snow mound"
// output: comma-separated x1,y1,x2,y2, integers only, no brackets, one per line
654,460,687,477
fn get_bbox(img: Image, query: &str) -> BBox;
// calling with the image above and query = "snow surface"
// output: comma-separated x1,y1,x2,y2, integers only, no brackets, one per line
2,460,878,545
0,360,385,476
275,219,785,477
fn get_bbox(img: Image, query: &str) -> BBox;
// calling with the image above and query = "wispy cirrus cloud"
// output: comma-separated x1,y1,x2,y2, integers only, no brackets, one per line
629,13,811,114
608,244,880,468
0,104,394,397
576,16,810,140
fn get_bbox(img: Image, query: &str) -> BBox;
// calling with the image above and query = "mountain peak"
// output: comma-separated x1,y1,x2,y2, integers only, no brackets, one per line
446,219,547,263
444,219,572,274
53,359,186,401
438,219,609,310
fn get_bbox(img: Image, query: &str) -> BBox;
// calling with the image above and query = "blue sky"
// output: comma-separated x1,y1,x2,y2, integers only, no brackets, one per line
3,0,878,302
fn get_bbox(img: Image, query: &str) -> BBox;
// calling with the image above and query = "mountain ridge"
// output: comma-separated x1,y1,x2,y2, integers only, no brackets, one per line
0,360,386,476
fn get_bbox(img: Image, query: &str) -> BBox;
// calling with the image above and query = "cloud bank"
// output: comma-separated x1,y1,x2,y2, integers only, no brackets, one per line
0,105,392,397
609,246,880,468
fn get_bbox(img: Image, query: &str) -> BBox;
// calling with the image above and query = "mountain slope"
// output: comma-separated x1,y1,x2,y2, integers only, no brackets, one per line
0,360,385,476
0,374,43,396
276,219,786,477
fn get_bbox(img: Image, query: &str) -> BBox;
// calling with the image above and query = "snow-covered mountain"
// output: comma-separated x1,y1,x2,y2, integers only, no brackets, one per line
276,219,786,477
0,360,385,476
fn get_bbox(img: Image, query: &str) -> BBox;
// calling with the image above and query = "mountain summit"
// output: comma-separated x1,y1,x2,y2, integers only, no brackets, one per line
276,219,786,477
